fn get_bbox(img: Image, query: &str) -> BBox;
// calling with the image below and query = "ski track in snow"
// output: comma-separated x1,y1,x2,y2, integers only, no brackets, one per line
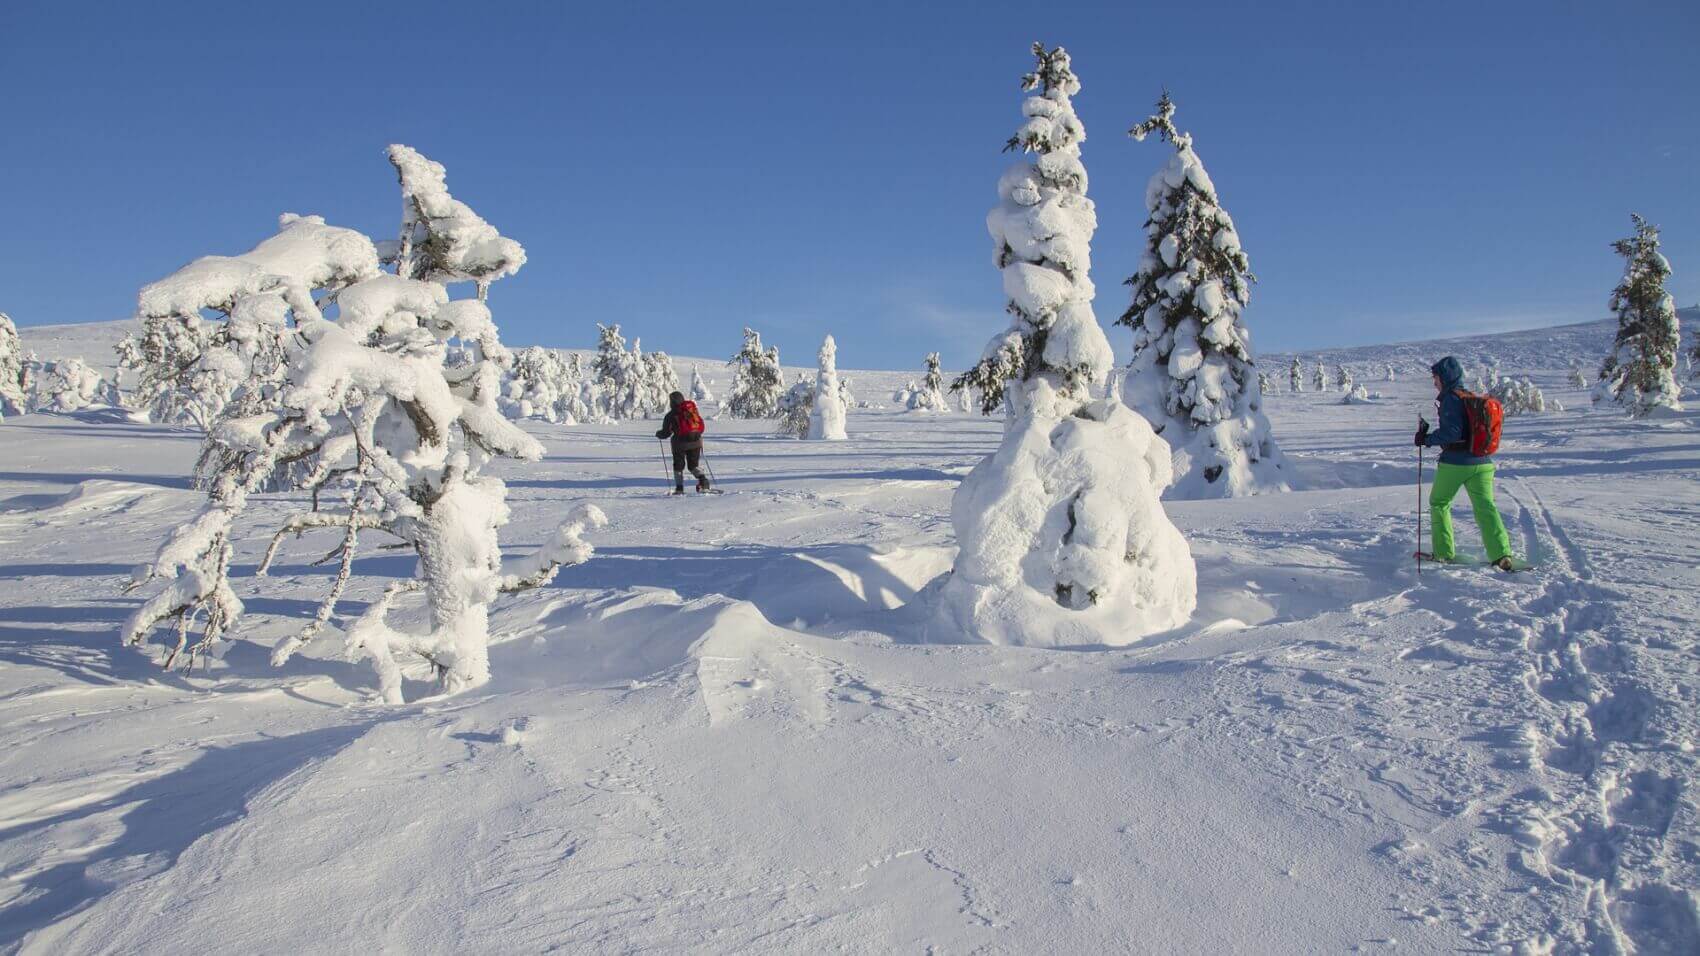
1,361,1697,953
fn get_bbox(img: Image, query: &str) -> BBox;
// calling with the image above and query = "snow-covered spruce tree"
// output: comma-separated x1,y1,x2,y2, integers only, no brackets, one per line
1492,375,1548,415
1117,92,1288,498
1288,357,1304,392
1314,361,1329,392
1385,363,1396,382
0,313,24,419
690,364,714,403
505,346,576,423
726,326,784,418
1568,359,1588,388
123,145,604,703
1257,371,1273,396
1336,365,1353,393
908,352,950,411
934,44,1195,648
592,323,646,420
1594,214,1682,415
806,334,848,440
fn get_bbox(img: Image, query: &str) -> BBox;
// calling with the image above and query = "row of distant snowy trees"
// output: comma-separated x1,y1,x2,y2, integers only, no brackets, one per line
0,320,118,420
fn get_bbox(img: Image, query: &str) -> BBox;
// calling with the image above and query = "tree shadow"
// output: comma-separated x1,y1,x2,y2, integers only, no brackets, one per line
0,471,192,490
0,723,375,948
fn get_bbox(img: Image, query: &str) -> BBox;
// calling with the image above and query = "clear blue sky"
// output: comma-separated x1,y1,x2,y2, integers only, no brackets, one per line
3,0,1696,369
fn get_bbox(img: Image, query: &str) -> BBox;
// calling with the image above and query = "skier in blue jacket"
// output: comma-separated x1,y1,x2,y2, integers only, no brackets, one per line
1416,356,1516,570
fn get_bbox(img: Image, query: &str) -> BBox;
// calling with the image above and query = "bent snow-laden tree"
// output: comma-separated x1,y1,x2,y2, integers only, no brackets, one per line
0,313,26,419
1594,214,1682,416
934,44,1196,649
1118,93,1288,498
122,145,604,703
807,334,848,440
726,327,784,418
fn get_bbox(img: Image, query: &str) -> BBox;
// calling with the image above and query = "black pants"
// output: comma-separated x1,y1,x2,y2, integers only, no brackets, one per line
671,444,705,478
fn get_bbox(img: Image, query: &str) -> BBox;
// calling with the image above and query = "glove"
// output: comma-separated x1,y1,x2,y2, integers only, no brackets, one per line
655,430,667,440
1414,418,1429,447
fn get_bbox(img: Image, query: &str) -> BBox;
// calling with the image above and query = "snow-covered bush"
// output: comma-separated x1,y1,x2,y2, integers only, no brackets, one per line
894,381,916,405
1289,357,1304,393
1314,361,1329,392
726,327,783,419
1594,214,1682,416
807,334,848,440
776,376,813,438
1117,92,1289,498
1568,360,1588,388
907,352,950,412
1492,375,1548,415
1339,384,1371,404
505,346,578,423
690,364,714,404
934,44,1195,649
35,357,108,412
123,144,603,703
0,313,24,419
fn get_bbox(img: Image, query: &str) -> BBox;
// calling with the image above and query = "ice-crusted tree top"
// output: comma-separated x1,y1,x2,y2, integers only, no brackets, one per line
387,145,526,296
953,43,1111,416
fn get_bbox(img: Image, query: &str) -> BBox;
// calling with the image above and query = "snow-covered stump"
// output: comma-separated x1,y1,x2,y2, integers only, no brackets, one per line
1117,92,1289,499
807,334,847,440
1593,214,1682,416
933,44,1196,649
123,145,604,703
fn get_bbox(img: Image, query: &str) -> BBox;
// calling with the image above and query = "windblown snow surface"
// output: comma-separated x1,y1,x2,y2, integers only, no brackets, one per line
2,325,1698,953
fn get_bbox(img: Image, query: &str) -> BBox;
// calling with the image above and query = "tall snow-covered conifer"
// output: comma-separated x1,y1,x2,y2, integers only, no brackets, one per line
1289,357,1304,392
935,45,1195,648
1594,214,1682,416
1118,93,1287,498
122,145,603,703
807,334,848,440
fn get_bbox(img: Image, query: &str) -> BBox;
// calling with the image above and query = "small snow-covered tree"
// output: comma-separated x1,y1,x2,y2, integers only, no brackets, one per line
775,375,813,438
935,44,1195,648
592,324,646,420
690,364,714,403
726,327,783,418
1288,357,1304,392
506,346,574,423
122,145,603,703
908,352,950,411
0,313,24,419
1118,92,1288,498
1314,361,1329,392
1384,363,1396,382
1594,214,1682,416
1492,375,1548,415
807,334,848,440
1257,371,1273,396
1568,360,1588,388
1336,365,1353,393
642,349,681,417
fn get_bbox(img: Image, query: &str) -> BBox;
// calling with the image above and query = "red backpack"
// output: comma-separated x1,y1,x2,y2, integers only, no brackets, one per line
675,400,705,437
1453,389,1502,456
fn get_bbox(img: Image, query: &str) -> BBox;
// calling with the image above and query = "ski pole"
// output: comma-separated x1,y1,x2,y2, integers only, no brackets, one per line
658,439,673,487
1416,442,1424,577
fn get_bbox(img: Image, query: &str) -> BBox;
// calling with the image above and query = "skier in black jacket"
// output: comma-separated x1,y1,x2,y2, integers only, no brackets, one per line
655,391,711,495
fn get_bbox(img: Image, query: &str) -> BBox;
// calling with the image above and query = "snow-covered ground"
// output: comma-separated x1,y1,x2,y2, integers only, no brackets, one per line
3,326,1698,952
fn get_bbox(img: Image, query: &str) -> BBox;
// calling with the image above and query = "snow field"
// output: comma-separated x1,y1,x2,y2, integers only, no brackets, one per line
2,357,1697,950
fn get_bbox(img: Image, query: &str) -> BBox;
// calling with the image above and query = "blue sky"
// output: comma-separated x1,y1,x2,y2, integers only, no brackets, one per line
2,0,1695,370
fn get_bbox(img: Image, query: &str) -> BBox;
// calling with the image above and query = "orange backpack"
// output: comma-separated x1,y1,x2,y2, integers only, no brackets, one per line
676,400,704,437
1453,389,1502,456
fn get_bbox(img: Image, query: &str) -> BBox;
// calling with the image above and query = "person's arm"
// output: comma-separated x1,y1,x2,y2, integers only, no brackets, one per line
655,411,675,440
1424,393,1465,447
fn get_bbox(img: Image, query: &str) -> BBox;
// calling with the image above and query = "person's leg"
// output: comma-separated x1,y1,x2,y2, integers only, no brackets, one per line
671,446,686,492
1463,464,1513,561
686,447,708,489
1428,462,1467,560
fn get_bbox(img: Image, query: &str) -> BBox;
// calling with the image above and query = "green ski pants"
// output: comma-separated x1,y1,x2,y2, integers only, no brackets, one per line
1428,462,1512,562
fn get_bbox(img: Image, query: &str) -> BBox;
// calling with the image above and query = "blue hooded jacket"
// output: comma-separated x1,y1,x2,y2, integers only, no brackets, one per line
1424,355,1490,466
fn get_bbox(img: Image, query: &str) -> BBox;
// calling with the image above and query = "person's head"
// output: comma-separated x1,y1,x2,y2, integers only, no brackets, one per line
1430,356,1464,393
669,390,686,409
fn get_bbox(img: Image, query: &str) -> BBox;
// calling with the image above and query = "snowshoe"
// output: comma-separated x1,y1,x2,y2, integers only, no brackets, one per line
671,487,686,496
